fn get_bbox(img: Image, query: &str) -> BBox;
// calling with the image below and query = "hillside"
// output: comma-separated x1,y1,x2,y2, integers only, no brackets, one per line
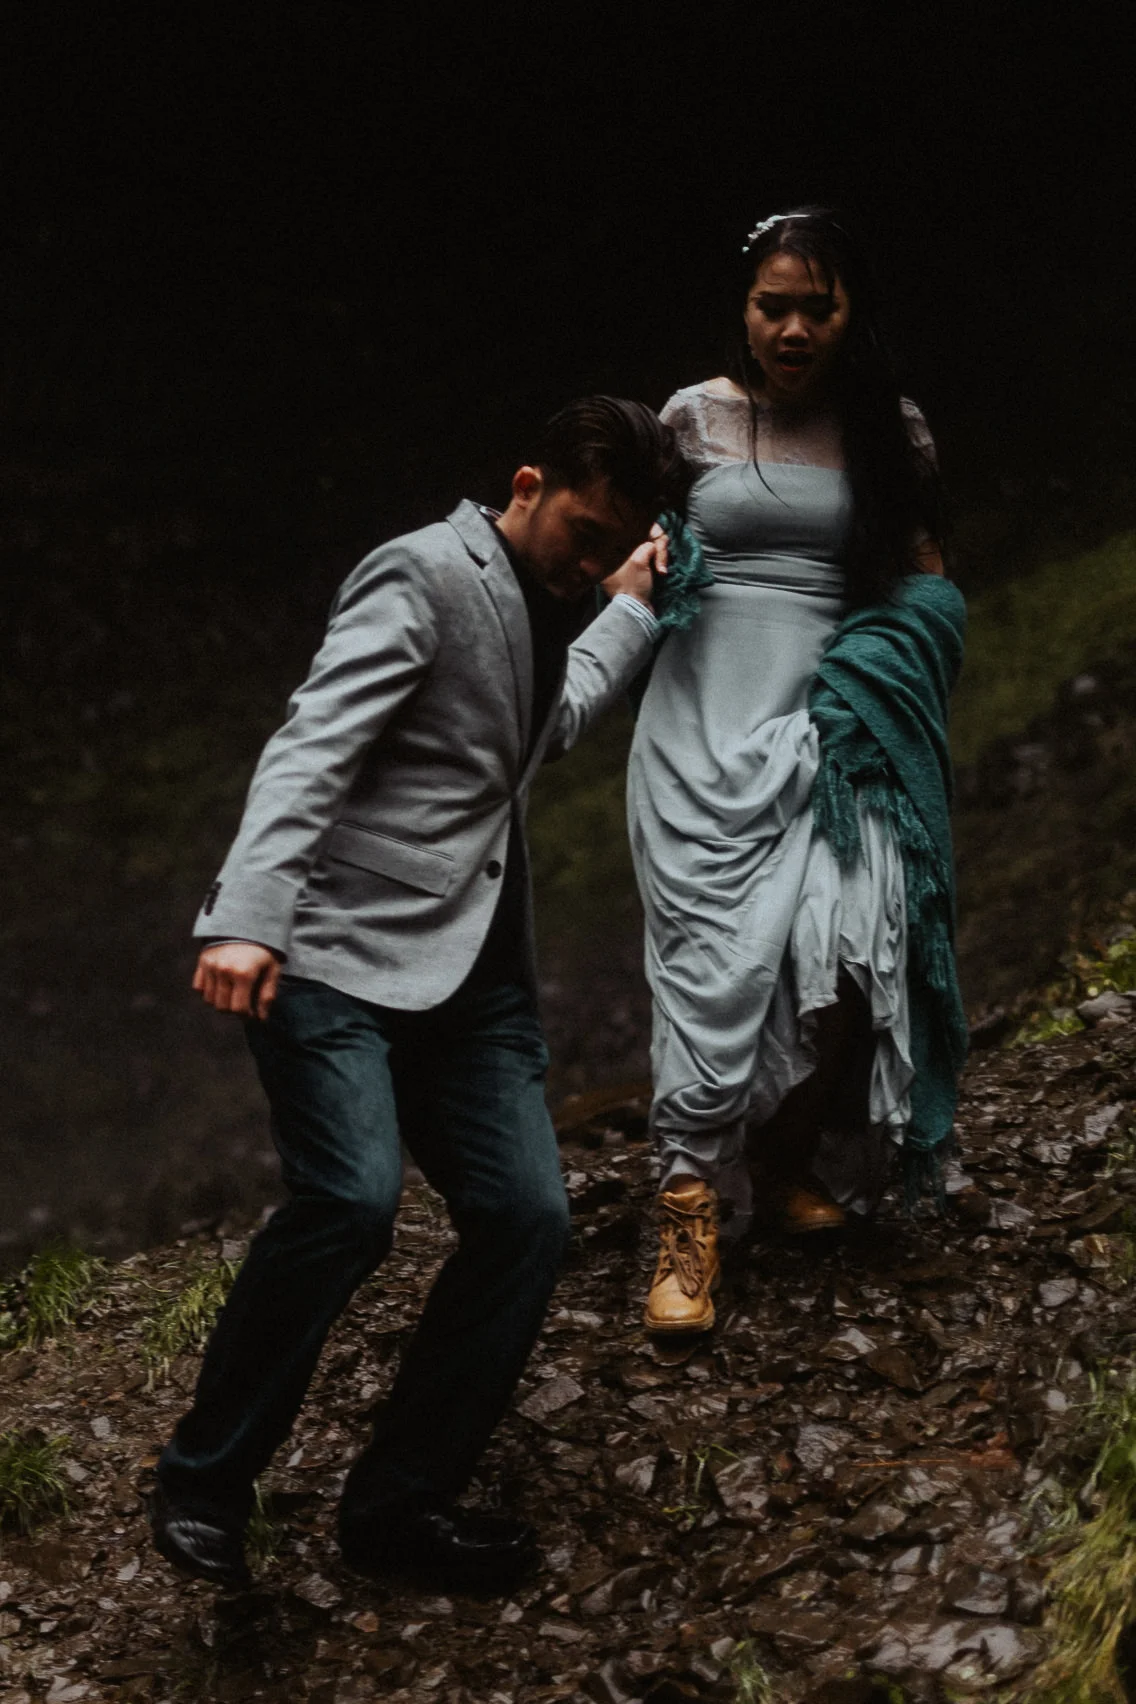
5,997,1136,1700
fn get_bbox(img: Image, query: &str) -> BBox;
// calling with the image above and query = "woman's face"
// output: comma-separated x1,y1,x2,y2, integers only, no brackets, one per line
743,249,851,406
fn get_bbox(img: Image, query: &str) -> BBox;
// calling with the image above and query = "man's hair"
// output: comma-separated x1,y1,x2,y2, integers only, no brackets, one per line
534,396,691,515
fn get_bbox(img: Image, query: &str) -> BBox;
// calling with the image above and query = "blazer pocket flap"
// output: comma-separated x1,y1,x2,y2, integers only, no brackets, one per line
325,824,455,896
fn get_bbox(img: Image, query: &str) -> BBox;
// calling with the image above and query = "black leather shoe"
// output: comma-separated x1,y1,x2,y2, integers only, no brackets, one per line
339,1500,538,1593
149,1486,251,1589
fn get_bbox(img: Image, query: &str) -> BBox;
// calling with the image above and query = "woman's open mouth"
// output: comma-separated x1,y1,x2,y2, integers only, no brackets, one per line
776,349,813,373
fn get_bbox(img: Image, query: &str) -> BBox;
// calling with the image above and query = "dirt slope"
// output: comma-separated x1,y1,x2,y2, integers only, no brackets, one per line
4,1010,1136,1703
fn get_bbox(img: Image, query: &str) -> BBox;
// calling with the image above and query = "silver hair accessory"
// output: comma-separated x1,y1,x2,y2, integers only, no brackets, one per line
742,213,791,253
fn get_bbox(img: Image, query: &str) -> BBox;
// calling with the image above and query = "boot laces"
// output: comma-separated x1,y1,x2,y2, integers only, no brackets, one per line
656,1195,715,1299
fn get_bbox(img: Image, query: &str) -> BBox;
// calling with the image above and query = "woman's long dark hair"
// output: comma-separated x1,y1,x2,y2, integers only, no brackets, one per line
731,207,945,606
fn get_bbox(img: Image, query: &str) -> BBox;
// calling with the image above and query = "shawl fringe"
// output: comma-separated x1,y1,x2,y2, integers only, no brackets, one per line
809,577,968,1208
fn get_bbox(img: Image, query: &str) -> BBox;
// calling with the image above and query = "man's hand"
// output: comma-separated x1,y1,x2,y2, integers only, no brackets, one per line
601,521,669,607
192,942,281,1020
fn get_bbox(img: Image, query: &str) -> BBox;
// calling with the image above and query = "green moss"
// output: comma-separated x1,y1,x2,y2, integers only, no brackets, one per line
1011,1010,1085,1046
0,1429,71,1534
951,531,1136,766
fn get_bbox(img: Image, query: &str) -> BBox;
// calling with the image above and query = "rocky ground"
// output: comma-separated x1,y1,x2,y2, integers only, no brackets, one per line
5,1006,1136,1704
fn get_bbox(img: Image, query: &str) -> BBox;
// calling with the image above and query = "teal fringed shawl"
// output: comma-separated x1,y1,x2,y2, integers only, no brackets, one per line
653,510,714,633
624,511,713,711
808,575,969,1201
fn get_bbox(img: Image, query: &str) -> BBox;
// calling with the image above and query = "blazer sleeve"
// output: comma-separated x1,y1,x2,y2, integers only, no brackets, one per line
543,596,657,761
193,542,441,954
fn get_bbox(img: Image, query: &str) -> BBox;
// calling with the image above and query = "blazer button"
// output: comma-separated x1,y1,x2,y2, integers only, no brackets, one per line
486,860,503,879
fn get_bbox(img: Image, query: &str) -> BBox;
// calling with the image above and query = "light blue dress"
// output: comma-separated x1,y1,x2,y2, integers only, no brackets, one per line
628,386,916,1215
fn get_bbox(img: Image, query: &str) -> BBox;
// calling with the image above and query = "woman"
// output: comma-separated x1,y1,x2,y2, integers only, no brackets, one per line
630,208,967,1335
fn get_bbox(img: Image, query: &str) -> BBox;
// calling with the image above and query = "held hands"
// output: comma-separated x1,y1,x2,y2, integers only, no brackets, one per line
192,942,281,1020
601,521,669,607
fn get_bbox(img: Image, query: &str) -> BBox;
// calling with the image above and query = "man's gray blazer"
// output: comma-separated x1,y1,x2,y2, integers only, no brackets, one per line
194,500,656,1009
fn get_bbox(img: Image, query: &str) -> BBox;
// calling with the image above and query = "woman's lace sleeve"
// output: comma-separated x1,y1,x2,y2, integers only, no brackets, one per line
660,388,712,468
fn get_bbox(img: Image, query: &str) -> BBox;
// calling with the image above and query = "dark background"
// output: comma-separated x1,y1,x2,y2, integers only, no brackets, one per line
2,4,1133,1258
5,5,1133,552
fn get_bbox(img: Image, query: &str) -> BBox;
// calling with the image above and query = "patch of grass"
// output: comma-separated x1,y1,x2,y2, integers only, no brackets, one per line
0,1428,71,1534
951,530,1136,767
662,1441,738,1529
141,1254,237,1385
245,1484,285,1565
728,1642,775,1704
0,1243,106,1348
1019,1368,1136,1702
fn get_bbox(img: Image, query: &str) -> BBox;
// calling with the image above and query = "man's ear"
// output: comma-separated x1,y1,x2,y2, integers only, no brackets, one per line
510,465,544,507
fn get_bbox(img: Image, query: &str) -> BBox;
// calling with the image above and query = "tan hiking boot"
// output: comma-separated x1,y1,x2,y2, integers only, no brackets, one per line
643,1177,720,1335
777,1182,846,1235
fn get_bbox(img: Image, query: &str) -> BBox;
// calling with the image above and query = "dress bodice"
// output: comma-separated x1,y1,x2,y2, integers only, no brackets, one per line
688,460,853,598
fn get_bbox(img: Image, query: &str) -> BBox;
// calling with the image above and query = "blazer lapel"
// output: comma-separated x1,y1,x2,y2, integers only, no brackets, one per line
446,501,532,764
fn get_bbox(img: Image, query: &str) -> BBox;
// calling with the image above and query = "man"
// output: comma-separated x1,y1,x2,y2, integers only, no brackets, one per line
150,397,685,1593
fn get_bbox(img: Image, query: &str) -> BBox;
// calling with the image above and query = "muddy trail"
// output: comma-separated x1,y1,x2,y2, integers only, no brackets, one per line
5,1010,1136,1703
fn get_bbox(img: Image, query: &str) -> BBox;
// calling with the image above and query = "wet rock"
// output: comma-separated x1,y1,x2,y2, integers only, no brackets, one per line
625,1392,667,1424
971,1621,1039,1677
623,1648,671,1679
795,1423,855,1474
870,1617,980,1674
889,1545,940,1577
942,1566,1011,1616
865,1345,921,1391
807,1387,851,1418
1077,990,1133,1024
820,1326,877,1361
613,1454,658,1495
1009,1570,1045,1624
517,1373,585,1423
898,1463,967,1507
1037,1276,1078,1309
550,1308,606,1330
1074,1194,1129,1233
711,1455,770,1524
292,1573,343,1612
748,1600,833,1656
989,1200,1033,1232
845,1497,907,1541
1083,1103,1125,1146
579,1563,666,1618
772,1611,836,1659
1070,1231,1129,1270
713,1534,822,1601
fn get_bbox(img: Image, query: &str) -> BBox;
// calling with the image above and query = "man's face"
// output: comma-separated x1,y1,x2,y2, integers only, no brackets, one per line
500,470,653,601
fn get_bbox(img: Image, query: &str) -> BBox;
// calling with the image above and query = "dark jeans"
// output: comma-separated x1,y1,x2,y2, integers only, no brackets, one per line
158,974,569,1526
